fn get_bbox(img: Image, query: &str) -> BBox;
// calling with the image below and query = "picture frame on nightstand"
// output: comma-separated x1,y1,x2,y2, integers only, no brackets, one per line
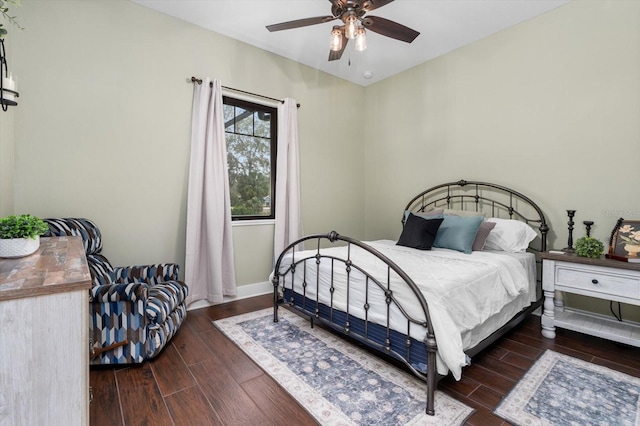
606,218,640,263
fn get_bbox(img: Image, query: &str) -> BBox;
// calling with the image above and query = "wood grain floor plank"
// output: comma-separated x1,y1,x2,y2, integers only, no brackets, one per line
460,365,516,395
207,294,273,321
473,354,525,381
553,329,640,367
190,358,274,426
440,375,481,397
481,345,509,360
115,364,173,426
467,410,507,426
500,351,536,370
442,387,504,426
241,374,318,426
199,326,265,384
505,326,587,352
149,342,196,396
469,384,504,409
494,338,542,360
183,308,218,333
591,355,640,377
89,368,123,426
170,321,216,366
164,385,222,426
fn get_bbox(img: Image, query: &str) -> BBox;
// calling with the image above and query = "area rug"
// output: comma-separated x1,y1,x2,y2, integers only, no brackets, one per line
494,349,640,426
213,308,474,426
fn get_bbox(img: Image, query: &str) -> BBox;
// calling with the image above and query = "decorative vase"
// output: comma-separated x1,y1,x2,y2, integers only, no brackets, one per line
0,236,40,258
624,244,640,257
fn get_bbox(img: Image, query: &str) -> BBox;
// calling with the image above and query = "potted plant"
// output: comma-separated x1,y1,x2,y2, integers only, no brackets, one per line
0,0,23,38
575,236,605,259
0,214,49,258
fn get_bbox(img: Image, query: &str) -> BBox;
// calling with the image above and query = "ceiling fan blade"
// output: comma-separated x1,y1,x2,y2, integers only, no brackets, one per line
328,34,349,61
361,0,395,12
362,16,419,43
266,16,336,32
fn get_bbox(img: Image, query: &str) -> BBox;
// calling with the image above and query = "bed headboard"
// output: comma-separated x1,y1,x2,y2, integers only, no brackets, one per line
403,179,548,253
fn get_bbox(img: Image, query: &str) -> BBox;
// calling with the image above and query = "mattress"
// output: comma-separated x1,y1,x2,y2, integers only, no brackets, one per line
274,240,536,379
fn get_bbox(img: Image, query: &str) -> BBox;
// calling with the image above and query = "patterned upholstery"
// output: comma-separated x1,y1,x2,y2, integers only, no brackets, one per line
44,218,189,365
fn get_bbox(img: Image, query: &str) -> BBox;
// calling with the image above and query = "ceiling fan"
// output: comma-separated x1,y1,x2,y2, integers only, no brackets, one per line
266,0,420,61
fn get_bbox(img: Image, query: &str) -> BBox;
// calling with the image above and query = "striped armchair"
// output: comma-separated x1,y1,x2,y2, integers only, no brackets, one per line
44,218,188,365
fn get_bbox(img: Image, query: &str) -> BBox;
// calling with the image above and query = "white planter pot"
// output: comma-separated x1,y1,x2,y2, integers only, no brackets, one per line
0,236,40,258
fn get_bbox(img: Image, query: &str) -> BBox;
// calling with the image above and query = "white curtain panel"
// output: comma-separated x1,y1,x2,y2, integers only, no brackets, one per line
185,78,236,305
274,98,303,260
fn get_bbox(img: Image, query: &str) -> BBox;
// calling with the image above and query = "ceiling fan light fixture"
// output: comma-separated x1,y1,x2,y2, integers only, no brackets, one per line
330,27,343,52
355,27,367,52
344,14,358,40
266,0,420,62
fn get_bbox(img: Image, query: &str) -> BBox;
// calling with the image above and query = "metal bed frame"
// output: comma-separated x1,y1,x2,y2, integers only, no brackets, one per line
271,180,548,416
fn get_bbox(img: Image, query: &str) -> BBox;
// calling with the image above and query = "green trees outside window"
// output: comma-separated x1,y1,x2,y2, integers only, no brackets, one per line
223,97,277,220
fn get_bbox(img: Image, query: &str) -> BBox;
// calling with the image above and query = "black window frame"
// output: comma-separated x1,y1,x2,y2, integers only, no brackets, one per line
223,96,277,221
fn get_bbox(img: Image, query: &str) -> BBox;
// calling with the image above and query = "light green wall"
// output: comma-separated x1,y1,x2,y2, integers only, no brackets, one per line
9,0,365,287
4,0,640,320
363,0,640,317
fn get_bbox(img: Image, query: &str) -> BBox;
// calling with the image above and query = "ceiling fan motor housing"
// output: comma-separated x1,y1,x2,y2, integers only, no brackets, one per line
332,0,372,22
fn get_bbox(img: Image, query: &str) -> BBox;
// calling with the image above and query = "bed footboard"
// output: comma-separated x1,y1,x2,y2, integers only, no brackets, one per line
271,231,439,416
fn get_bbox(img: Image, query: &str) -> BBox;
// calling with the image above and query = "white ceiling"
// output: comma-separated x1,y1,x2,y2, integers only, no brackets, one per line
131,0,570,86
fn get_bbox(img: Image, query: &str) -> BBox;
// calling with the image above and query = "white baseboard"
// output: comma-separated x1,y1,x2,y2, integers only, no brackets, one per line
187,281,272,311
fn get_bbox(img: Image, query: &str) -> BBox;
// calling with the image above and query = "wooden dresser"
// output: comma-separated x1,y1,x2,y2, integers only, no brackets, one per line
0,236,91,426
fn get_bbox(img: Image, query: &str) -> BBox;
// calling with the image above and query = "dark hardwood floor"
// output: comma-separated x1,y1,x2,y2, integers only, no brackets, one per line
90,294,640,425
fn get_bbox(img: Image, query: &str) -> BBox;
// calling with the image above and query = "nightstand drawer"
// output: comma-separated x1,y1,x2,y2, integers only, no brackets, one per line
556,265,640,299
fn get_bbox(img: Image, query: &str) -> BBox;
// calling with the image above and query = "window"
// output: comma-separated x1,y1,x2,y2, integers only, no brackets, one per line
223,96,277,220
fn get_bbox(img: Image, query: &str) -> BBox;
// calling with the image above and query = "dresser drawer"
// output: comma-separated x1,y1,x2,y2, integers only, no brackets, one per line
555,264,640,300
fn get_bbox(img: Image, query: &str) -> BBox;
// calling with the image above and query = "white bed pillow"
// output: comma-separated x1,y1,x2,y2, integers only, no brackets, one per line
483,218,537,252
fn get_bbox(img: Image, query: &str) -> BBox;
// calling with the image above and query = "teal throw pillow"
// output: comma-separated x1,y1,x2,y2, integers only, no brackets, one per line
433,215,484,254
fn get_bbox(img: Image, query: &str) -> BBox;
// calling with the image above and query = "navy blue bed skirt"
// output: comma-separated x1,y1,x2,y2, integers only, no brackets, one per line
282,288,430,376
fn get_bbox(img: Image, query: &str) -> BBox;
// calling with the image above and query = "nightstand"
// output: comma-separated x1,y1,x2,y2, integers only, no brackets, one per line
541,251,640,346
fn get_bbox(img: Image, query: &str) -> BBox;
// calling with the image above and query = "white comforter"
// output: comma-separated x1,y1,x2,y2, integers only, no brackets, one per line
275,240,532,379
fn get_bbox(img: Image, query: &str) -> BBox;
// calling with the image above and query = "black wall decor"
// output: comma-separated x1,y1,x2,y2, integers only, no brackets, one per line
0,38,18,111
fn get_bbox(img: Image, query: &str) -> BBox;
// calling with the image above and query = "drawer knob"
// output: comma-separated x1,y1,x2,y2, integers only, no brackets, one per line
592,279,599,284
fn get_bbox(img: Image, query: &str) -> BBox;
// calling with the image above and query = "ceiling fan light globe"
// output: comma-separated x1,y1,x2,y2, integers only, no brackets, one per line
330,28,343,51
355,28,367,51
344,15,358,39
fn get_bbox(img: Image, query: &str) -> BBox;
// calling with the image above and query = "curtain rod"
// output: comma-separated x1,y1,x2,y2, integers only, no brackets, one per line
190,76,300,108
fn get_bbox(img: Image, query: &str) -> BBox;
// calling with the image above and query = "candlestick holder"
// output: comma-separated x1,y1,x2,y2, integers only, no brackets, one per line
0,39,19,111
583,221,594,238
563,210,576,252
